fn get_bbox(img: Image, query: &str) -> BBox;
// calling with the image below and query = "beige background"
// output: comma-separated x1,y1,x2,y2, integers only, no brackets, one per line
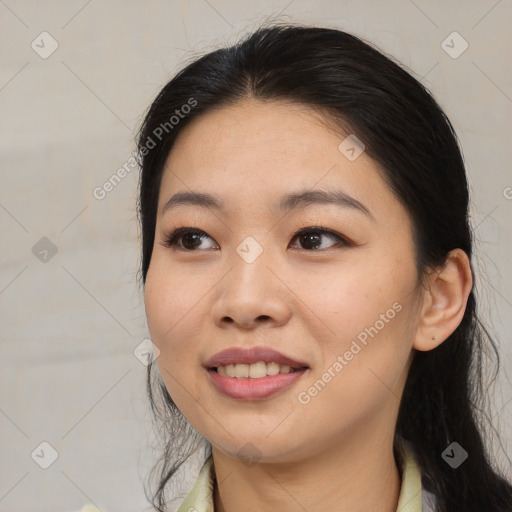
1,1,511,511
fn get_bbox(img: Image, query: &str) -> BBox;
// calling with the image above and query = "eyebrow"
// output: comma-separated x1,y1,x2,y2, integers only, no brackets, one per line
161,188,373,219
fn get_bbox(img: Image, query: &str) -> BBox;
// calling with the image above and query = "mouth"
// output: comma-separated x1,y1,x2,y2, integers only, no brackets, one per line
204,346,310,400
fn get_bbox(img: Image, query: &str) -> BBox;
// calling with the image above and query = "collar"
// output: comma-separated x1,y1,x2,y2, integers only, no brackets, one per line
177,439,429,512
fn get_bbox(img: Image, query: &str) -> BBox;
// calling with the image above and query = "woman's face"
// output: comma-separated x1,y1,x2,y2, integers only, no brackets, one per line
144,98,423,462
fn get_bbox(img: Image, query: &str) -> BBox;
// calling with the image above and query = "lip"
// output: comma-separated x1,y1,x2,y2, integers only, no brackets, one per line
207,368,309,400
204,346,309,369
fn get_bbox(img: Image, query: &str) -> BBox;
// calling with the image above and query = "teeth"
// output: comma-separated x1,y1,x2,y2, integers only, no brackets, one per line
249,361,267,378
235,364,249,378
215,361,300,379
266,362,280,376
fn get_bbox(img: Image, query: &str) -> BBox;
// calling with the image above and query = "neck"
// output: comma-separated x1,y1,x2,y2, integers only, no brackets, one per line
212,428,402,512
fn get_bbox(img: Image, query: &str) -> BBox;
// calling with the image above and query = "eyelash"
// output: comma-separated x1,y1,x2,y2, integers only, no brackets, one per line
160,225,353,251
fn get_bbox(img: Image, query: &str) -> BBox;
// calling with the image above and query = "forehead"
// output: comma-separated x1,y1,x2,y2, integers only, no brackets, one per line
165,98,347,171
158,98,402,222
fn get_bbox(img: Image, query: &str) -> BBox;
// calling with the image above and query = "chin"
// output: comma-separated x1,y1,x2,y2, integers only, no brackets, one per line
211,434,307,464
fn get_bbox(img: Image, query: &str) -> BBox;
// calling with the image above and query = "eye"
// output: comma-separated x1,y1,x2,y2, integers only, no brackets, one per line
160,225,351,252
289,226,350,251
161,227,218,251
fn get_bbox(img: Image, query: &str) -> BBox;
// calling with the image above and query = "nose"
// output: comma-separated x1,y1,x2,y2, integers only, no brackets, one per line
211,245,292,330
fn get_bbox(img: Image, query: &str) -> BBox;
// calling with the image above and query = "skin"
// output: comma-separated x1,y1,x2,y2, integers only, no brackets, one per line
144,98,473,512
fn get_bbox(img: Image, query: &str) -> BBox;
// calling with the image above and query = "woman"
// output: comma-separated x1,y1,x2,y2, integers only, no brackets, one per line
136,23,512,511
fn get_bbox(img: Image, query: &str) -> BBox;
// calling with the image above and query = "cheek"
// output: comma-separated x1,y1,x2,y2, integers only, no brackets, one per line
144,258,203,366
145,255,193,331
293,258,418,410
321,266,416,373
144,265,207,421
292,260,412,345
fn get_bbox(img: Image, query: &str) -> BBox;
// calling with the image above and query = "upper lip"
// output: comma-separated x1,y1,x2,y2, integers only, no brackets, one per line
204,347,309,369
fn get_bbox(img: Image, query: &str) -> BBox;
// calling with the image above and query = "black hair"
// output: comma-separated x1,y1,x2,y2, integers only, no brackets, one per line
136,22,512,512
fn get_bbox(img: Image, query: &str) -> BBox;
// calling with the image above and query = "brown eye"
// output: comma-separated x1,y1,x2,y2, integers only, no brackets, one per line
162,227,218,251
289,227,349,251
161,226,350,252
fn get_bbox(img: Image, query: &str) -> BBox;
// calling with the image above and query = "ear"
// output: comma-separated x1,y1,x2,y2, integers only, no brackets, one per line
413,248,473,351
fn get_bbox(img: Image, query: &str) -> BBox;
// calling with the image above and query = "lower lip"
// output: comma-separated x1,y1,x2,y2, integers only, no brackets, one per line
207,368,308,400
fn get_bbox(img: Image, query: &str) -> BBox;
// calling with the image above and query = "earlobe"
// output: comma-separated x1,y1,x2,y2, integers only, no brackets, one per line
413,249,473,352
